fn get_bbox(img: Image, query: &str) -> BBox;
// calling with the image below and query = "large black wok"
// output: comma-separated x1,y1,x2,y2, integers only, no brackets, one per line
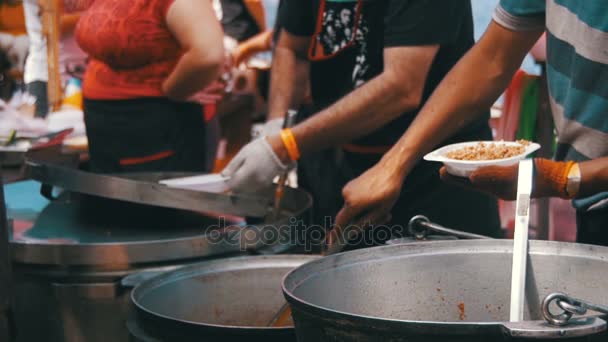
283,240,608,341
129,255,320,342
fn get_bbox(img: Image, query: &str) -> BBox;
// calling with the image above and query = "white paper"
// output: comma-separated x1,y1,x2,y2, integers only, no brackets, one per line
159,174,230,193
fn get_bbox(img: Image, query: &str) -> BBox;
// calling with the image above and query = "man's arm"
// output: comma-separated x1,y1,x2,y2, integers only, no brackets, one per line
233,30,274,66
267,30,310,120
336,22,543,227
580,157,608,197
381,22,543,178
269,44,439,161
439,156,608,201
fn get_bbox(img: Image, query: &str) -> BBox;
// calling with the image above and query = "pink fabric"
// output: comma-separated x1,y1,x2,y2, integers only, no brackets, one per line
530,33,547,63
498,70,524,141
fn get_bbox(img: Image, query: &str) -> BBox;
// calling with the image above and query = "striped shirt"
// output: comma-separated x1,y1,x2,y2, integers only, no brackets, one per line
494,0,608,210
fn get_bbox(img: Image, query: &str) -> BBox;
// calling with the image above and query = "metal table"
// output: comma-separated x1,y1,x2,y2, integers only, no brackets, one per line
0,167,15,341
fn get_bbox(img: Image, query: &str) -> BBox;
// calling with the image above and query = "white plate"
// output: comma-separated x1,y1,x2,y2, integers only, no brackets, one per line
159,174,230,193
423,141,541,177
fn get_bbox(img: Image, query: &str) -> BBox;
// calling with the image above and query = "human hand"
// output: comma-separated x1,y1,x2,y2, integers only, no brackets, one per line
232,31,273,66
439,158,576,200
260,118,285,137
221,137,293,193
188,80,226,105
332,159,402,245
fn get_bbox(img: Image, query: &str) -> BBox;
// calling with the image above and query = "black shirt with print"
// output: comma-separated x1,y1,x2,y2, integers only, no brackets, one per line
279,0,484,147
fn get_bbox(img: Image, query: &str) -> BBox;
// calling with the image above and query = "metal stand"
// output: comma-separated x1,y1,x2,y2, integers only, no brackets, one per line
0,166,15,341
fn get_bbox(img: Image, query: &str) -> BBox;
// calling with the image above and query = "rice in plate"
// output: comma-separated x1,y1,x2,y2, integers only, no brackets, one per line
424,140,541,177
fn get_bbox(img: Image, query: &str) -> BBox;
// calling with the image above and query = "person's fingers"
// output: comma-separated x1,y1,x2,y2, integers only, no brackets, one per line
329,204,363,250
469,165,518,200
328,206,389,253
439,166,473,188
221,151,246,178
334,204,360,230
195,93,223,104
338,205,386,238
206,81,226,92
233,47,245,66
226,167,249,193
233,46,255,66
351,206,391,233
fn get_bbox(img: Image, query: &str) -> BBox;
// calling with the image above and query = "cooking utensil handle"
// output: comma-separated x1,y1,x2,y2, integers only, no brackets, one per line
408,215,492,240
40,183,60,201
543,293,608,326
510,159,534,322
270,109,298,222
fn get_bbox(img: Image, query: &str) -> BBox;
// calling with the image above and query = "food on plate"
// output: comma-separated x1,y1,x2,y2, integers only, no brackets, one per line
445,140,531,161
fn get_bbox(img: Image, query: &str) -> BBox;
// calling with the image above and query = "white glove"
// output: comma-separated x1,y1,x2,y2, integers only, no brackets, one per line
261,118,284,137
221,138,293,193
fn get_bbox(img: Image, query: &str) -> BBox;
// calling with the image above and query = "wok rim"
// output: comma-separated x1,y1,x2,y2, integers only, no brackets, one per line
282,239,608,333
131,254,321,333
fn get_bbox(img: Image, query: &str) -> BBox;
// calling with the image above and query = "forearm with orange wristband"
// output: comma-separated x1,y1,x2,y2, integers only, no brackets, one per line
279,128,301,162
440,158,582,201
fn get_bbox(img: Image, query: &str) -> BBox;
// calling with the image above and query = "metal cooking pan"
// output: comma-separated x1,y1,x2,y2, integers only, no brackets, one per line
283,238,608,341
129,255,320,342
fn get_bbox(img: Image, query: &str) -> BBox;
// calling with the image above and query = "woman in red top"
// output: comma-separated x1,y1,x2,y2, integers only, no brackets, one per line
76,0,224,173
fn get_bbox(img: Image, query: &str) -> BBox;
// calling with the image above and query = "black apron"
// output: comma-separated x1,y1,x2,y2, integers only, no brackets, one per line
84,97,207,174
297,111,503,244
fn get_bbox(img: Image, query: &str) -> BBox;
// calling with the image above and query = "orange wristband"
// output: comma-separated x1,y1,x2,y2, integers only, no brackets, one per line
280,128,301,161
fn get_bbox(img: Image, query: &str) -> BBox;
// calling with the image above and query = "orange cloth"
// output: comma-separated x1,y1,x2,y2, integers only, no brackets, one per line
0,3,27,36
533,159,574,199
75,0,182,100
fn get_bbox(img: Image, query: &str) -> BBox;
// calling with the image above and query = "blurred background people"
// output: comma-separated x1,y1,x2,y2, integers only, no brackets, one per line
0,0,28,99
22,0,90,118
75,0,224,173
210,0,270,171
220,0,265,44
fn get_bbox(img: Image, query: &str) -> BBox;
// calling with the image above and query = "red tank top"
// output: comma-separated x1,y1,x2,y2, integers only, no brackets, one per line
76,0,180,99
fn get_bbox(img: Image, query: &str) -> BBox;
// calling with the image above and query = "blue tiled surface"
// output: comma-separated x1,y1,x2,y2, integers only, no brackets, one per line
3,181,49,221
